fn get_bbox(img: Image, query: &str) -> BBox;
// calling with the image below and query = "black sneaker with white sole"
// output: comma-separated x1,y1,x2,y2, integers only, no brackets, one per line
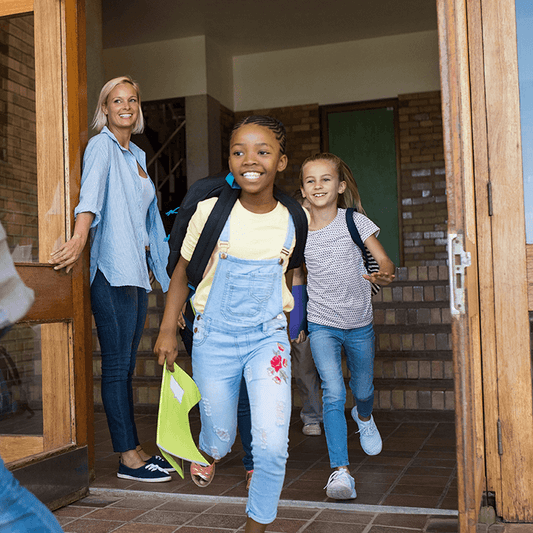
117,462,172,482
147,454,176,473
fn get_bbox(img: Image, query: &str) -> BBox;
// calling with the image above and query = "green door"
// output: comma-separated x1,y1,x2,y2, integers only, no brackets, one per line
327,106,400,265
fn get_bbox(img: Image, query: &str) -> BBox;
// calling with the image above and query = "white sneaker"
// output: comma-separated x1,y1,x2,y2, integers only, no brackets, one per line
302,423,321,436
324,469,357,499
352,406,382,456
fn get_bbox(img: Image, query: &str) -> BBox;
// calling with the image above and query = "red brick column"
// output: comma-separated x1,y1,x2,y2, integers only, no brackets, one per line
398,92,447,266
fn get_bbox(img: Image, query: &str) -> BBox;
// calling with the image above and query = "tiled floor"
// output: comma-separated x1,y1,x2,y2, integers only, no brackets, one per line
90,410,459,510
54,492,450,532
53,409,533,531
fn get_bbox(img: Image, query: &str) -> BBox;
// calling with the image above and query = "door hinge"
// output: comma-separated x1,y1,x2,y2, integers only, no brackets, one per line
497,419,503,455
447,233,472,315
487,181,493,216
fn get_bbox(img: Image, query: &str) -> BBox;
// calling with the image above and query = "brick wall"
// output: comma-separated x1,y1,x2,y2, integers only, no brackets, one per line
233,104,320,194
398,91,447,266
231,95,447,266
0,14,38,262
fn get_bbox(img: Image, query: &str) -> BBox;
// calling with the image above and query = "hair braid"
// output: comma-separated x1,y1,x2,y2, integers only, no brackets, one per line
231,115,287,155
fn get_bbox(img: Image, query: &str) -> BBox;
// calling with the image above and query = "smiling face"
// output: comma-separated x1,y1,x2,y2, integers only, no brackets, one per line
229,124,288,205
103,83,139,136
301,159,347,209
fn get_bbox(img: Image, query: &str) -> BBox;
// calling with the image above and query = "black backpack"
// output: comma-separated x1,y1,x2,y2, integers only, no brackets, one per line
345,207,381,295
166,172,308,289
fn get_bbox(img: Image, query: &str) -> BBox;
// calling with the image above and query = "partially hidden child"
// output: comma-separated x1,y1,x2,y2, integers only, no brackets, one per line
154,116,308,533
300,152,395,500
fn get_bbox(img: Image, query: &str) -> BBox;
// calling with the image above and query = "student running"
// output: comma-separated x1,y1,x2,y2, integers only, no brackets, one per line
300,152,395,500
155,115,307,532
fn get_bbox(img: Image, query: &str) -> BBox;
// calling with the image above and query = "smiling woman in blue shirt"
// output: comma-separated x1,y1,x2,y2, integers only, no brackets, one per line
49,76,173,483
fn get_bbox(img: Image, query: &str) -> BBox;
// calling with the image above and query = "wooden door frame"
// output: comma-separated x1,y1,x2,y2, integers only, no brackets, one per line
0,0,93,494
438,0,533,526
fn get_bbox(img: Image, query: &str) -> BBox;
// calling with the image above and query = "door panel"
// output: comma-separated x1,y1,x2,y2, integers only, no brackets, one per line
322,102,401,266
437,1,485,531
482,0,533,520
0,0,91,507
438,0,533,526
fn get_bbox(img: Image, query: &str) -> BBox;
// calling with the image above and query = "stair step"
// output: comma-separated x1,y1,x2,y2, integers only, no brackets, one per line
375,350,452,360
374,378,454,389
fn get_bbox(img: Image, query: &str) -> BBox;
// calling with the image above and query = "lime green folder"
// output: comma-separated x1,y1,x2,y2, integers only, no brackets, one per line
156,364,208,478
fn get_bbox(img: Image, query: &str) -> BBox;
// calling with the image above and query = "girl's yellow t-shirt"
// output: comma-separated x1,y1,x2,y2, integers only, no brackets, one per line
181,198,302,314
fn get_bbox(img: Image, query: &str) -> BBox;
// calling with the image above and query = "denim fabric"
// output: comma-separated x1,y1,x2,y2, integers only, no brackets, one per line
180,324,253,470
74,127,170,292
91,269,148,452
308,322,375,468
291,337,322,425
191,214,293,524
0,456,63,532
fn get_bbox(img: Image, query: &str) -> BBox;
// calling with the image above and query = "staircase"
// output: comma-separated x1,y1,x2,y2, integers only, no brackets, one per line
93,267,453,417
371,265,454,418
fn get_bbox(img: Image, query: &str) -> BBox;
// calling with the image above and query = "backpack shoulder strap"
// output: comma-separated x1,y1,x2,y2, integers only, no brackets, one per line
345,207,370,267
274,188,308,270
166,173,228,278
185,183,240,289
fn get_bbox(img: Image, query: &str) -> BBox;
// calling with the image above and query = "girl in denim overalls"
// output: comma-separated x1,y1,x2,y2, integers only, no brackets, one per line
155,116,302,533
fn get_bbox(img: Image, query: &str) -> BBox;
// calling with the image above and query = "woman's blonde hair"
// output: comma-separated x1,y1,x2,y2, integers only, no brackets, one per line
92,76,144,134
299,152,366,214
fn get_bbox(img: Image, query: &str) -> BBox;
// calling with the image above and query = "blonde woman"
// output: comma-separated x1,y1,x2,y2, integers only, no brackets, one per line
50,76,172,482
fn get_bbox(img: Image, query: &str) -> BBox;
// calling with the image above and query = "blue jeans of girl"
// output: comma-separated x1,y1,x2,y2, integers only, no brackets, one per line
191,215,293,524
308,321,375,468
91,269,148,453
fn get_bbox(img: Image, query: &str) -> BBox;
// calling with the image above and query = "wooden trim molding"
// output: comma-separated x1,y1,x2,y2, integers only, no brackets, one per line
527,244,533,310
0,0,32,18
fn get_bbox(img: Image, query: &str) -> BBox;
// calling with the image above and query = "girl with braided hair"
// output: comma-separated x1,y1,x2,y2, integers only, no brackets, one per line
155,115,308,533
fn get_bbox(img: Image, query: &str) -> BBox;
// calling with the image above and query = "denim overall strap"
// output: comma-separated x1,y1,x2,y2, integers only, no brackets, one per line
199,214,295,328
218,213,295,264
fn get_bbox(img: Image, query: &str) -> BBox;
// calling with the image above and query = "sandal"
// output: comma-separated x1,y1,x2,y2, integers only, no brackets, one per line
245,469,254,491
190,461,215,487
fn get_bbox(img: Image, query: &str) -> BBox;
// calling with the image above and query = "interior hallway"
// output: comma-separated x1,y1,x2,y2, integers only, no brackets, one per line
51,410,468,532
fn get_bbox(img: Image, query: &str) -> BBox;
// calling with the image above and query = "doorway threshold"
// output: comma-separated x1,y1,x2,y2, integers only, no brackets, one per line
90,487,458,516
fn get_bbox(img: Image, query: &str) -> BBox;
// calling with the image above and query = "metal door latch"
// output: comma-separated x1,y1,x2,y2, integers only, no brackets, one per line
448,233,471,315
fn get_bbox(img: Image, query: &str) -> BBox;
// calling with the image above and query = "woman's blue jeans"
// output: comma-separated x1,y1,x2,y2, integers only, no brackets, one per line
308,321,375,468
91,269,148,453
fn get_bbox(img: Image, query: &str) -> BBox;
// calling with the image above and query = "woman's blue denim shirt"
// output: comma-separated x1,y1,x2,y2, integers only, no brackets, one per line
74,127,170,292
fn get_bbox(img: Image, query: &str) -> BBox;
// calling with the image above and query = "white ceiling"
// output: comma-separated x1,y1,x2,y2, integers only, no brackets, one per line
102,0,438,55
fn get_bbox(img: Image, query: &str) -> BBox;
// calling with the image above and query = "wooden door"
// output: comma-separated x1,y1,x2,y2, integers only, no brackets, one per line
437,1,485,530
438,0,533,528
0,0,92,509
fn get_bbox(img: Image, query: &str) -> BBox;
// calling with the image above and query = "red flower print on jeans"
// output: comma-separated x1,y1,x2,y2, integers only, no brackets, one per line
271,355,283,372
268,350,289,384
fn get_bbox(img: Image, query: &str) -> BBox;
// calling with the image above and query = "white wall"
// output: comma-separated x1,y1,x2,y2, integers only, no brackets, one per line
103,36,207,102
102,30,441,110
205,37,233,110
233,30,440,111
